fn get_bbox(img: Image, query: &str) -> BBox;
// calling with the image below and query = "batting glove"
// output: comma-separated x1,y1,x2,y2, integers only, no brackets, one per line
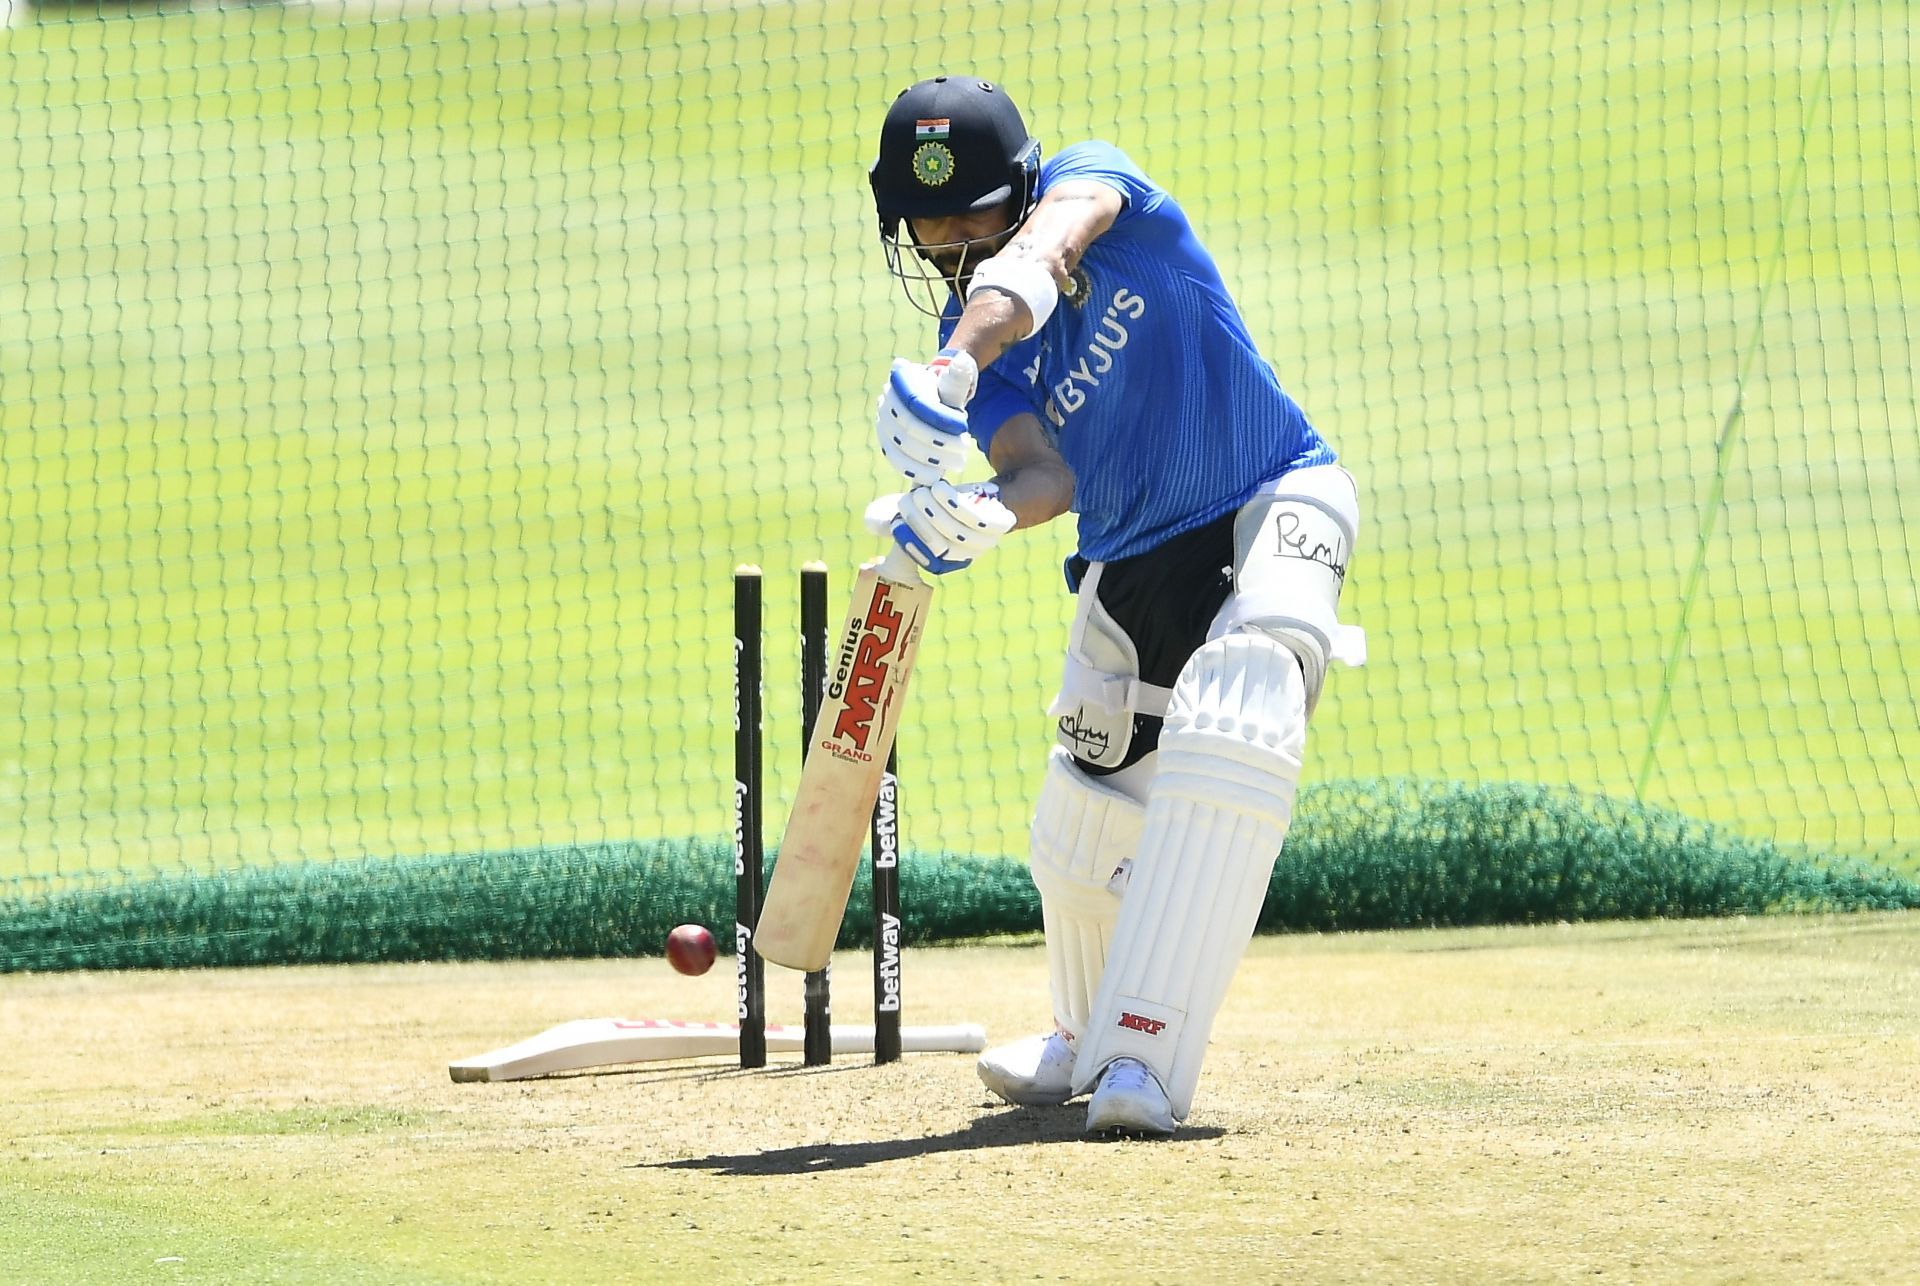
865,481,1016,575
875,348,979,484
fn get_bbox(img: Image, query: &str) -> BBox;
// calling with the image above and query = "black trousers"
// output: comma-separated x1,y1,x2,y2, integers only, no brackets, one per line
1064,510,1237,776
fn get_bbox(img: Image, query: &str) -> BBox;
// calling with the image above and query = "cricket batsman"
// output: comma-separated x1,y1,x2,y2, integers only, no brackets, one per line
865,76,1365,1136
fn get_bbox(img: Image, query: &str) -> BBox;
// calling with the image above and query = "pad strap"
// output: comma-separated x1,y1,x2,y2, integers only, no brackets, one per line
1052,655,1174,720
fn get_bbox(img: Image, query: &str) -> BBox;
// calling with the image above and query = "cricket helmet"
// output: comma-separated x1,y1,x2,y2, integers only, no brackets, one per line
869,76,1041,232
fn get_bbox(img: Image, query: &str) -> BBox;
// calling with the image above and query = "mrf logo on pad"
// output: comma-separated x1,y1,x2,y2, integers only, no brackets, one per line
825,580,913,758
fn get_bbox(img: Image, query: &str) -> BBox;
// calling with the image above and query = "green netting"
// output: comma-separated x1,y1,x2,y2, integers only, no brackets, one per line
1,2,1915,967
6,781,1913,973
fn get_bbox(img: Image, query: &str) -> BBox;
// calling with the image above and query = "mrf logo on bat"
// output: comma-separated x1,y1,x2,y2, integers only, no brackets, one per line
753,549,932,975
822,579,920,761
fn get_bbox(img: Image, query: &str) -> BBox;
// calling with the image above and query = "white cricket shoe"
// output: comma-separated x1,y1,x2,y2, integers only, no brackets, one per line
976,1030,1078,1106
1085,1057,1176,1137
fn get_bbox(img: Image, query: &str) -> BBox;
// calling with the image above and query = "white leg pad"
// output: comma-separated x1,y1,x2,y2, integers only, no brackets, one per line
1070,632,1307,1119
1212,463,1364,717
1029,749,1145,1041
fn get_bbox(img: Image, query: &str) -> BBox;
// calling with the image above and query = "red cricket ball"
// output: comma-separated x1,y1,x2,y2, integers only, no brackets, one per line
665,924,718,976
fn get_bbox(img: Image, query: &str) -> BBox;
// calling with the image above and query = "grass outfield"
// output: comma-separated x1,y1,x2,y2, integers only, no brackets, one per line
2,2,1915,885
5,913,1918,1282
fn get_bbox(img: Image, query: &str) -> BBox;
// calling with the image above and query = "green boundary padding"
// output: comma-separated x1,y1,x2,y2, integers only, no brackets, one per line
4,780,1914,972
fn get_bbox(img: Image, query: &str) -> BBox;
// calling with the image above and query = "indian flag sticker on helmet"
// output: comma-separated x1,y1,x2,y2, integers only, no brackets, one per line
914,118,950,140
912,141,955,187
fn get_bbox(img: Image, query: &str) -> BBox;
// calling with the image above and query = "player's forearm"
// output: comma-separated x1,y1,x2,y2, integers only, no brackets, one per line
992,457,1075,531
945,288,1032,370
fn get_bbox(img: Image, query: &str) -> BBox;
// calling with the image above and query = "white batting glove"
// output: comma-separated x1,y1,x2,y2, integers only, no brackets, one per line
864,480,1016,575
875,348,980,484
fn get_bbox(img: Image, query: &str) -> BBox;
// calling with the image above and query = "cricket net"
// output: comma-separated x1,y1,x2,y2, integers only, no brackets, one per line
2,1,1915,967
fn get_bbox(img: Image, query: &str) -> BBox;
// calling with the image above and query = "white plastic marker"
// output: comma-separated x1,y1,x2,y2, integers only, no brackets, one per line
449,1018,985,1082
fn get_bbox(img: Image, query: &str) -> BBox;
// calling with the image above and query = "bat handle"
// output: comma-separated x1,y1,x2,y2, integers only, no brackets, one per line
875,542,926,586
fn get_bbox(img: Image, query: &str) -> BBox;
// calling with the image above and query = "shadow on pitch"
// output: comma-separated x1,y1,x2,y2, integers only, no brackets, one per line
639,1107,1226,1175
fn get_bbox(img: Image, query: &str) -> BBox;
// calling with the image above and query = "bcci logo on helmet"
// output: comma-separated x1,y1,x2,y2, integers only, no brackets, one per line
912,141,955,187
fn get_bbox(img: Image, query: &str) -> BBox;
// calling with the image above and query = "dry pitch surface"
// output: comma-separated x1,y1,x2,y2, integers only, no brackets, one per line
6,914,1918,1284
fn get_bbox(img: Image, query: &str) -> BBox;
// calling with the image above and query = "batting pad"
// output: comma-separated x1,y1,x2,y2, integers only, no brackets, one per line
1028,749,1144,1041
1072,632,1306,1118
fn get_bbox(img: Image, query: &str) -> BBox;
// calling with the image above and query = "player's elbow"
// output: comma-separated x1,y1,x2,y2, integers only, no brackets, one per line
995,238,1076,296
1044,460,1075,518
1009,460,1075,530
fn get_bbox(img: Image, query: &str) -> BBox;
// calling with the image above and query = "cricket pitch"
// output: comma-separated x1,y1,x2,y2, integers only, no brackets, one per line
6,915,1918,1283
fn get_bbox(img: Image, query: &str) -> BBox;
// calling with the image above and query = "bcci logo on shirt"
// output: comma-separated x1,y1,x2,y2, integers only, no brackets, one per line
1065,266,1092,307
912,118,953,187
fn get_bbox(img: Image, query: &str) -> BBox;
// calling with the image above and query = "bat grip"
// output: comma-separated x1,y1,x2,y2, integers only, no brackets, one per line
875,541,926,585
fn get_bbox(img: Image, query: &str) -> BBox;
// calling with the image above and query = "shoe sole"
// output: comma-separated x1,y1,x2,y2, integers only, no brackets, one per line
1087,1120,1175,1139
1084,1104,1176,1138
977,1070,1075,1108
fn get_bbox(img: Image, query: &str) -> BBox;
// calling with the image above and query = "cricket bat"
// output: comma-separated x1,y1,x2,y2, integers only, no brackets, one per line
754,544,932,972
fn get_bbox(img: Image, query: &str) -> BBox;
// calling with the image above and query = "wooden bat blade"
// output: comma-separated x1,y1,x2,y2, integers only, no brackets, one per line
755,552,932,971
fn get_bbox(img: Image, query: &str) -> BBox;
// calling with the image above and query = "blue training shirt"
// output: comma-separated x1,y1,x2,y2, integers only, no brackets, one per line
939,141,1334,563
